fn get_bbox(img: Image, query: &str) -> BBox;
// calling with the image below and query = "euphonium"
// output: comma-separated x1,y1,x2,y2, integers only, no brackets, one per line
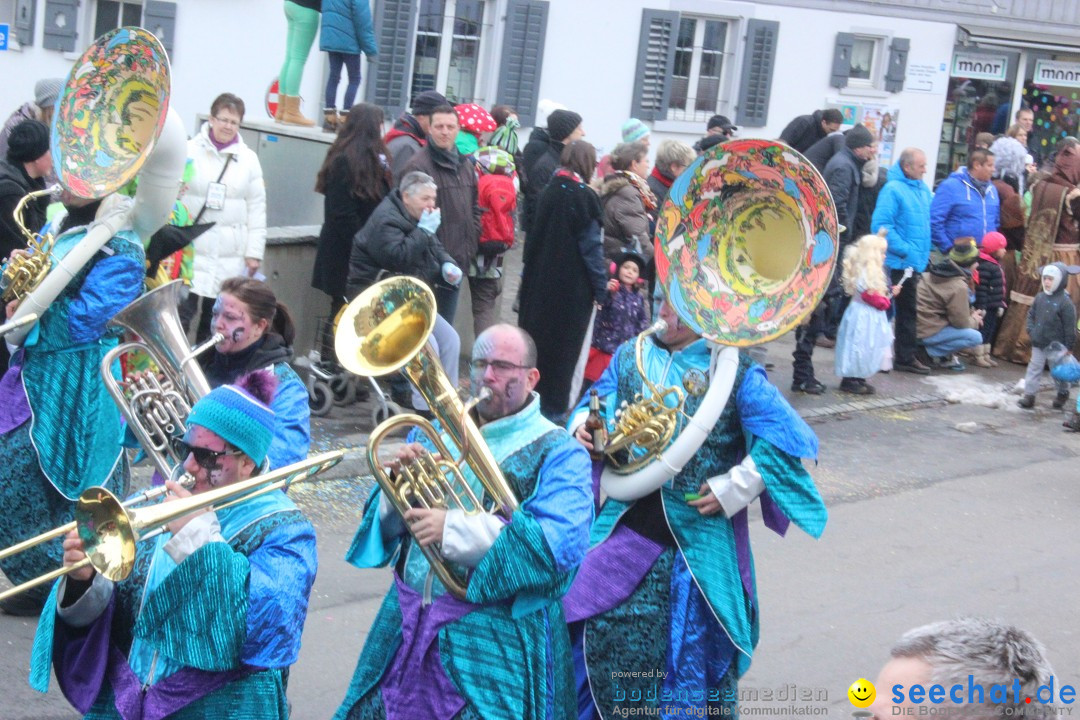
334,277,518,599
101,280,224,480
0,451,344,602
4,27,186,347
0,185,60,302
600,139,839,501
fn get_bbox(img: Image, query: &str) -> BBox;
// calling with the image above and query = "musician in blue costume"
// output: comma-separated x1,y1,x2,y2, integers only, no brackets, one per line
30,373,318,719
335,324,593,720
0,193,144,616
563,300,828,719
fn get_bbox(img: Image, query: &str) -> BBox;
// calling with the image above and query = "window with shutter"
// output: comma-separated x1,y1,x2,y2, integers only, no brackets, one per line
496,0,548,127
366,0,420,118
630,9,679,122
43,0,78,52
143,1,177,56
735,19,778,128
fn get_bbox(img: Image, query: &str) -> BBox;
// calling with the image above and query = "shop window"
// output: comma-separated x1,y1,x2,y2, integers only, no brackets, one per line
94,0,142,39
666,17,731,121
410,0,486,104
1023,55,1080,165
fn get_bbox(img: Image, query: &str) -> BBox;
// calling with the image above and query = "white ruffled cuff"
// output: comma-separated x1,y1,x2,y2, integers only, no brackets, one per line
57,573,115,628
440,509,505,568
705,456,765,517
164,512,224,564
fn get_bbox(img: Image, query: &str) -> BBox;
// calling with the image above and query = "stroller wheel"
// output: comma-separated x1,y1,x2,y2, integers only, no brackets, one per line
372,401,403,426
309,381,333,417
330,377,357,406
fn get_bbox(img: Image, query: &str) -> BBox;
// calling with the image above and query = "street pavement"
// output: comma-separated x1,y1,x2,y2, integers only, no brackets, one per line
3,305,1079,718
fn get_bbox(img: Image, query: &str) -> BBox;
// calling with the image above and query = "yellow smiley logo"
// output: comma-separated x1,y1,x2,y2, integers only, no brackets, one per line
848,678,876,708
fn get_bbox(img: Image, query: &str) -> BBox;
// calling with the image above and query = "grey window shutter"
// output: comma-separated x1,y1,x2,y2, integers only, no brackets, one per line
496,0,549,128
885,37,910,93
143,1,177,56
831,32,855,88
630,9,679,122
15,0,36,47
735,19,779,128
365,0,419,118
43,0,78,52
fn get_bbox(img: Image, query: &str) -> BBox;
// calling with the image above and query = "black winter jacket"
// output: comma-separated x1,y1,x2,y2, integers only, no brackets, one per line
200,333,294,388
0,159,46,261
779,111,829,154
973,257,1006,312
1027,265,1077,349
823,147,863,244
401,142,480,270
311,153,389,299
521,127,563,234
803,133,845,172
346,190,455,298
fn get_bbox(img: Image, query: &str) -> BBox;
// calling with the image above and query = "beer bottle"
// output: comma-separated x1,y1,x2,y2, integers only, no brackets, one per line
585,389,607,460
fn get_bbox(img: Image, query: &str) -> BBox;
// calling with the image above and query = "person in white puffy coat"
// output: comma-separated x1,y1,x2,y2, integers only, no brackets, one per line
181,93,267,341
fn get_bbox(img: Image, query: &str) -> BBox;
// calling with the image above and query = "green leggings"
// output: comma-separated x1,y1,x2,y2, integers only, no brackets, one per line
279,1,320,95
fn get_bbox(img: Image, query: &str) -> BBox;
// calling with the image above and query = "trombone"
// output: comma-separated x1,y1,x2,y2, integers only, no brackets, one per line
0,451,344,602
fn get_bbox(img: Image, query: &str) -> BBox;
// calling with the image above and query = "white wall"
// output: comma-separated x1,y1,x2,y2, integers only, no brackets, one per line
535,0,957,176
0,0,330,138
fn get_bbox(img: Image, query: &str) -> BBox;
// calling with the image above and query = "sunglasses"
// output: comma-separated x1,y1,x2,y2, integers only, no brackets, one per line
170,437,244,470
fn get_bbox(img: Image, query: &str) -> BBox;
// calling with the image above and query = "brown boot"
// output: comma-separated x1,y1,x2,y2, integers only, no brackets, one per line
274,94,287,122
970,344,993,368
280,95,315,127
982,344,998,367
322,108,339,133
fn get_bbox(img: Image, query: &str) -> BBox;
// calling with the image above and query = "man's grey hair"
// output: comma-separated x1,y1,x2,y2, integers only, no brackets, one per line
400,171,437,197
655,139,695,171
898,147,924,170
891,617,1056,718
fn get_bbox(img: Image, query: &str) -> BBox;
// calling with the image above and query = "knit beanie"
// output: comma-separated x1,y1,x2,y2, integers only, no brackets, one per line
410,90,448,116
845,124,874,149
547,109,583,142
34,78,64,109
621,118,650,143
7,119,50,163
948,237,979,267
476,146,515,176
186,372,277,466
980,231,1007,254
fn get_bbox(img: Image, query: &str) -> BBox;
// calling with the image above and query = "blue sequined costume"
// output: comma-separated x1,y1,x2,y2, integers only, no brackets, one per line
334,393,594,720
0,214,144,591
564,339,827,719
29,490,317,719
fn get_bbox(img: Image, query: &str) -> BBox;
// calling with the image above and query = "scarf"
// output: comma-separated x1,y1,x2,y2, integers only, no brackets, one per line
209,128,239,152
490,116,520,155
617,170,658,213
427,139,461,170
554,167,584,184
649,166,673,190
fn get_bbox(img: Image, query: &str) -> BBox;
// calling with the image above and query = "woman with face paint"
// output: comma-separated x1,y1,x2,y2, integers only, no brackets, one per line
197,277,311,469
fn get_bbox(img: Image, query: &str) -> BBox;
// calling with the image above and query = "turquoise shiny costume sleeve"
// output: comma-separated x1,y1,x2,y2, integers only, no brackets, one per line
345,488,403,569
519,438,593,574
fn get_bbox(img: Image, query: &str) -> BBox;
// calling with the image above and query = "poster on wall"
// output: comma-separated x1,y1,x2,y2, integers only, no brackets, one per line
825,101,901,167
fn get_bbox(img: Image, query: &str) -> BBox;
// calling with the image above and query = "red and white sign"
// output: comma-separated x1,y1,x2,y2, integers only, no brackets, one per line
266,78,280,119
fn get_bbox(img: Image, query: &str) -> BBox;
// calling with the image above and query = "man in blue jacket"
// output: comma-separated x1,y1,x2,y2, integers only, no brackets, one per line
929,149,999,255
872,147,934,374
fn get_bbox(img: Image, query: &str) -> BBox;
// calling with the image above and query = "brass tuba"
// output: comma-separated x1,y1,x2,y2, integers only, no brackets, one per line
100,280,224,480
4,27,187,347
600,139,839,500
334,277,518,599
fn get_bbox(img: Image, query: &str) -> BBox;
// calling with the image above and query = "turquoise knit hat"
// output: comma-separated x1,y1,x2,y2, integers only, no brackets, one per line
621,118,650,143
187,381,276,466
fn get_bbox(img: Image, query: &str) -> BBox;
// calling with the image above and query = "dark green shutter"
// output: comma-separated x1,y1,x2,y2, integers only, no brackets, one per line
735,19,779,128
630,9,679,122
365,0,419,117
496,0,549,127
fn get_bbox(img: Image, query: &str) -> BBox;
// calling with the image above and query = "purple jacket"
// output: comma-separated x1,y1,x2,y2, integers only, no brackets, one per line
592,285,649,354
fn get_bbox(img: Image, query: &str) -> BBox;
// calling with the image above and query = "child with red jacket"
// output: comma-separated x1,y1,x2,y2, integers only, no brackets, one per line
469,146,518,335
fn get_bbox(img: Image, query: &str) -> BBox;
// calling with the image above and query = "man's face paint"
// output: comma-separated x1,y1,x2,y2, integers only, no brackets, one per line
212,293,265,354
